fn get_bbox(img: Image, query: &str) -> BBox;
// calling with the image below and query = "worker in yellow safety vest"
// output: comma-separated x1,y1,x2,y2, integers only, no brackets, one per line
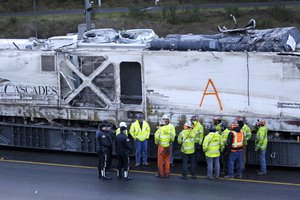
255,119,268,175
177,121,196,179
203,124,222,179
213,116,223,133
155,119,175,178
191,115,204,165
162,114,176,166
129,113,151,167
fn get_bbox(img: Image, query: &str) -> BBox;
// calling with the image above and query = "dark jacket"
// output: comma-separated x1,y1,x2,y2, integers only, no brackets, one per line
116,131,132,155
96,129,112,152
225,127,243,154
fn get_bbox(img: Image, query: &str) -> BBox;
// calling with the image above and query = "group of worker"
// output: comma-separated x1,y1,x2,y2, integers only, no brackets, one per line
95,113,268,181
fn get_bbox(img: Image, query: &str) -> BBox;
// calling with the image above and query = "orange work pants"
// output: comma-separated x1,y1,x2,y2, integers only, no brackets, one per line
157,144,171,177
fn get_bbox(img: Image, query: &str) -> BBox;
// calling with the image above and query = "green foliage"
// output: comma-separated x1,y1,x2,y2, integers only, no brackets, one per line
0,1,299,39
8,17,17,25
3,0,31,12
257,18,274,29
224,6,241,18
128,4,143,18
162,4,179,24
181,5,201,23
268,3,295,22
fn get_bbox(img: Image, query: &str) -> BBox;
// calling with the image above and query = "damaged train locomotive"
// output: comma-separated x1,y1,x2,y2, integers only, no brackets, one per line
0,22,300,167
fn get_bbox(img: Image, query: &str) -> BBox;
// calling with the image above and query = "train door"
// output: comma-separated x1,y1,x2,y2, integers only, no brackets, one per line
117,58,146,119
119,62,142,105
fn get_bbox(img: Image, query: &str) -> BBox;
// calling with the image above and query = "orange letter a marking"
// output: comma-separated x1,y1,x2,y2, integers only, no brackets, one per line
200,79,223,111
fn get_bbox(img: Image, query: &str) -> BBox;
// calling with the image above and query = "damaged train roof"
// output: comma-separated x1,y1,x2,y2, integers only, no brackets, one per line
0,26,300,52
150,26,300,52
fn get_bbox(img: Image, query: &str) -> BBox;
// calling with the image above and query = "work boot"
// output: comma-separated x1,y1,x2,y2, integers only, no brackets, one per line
100,170,107,179
102,176,112,180
236,175,243,179
155,173,163,178
98,171,102,179
143,162,150,166
124,171,133,181
180,176,188,180
135,163,140,167
224,175,234,179
205,176,213,180
125,176,133,181
257,171,267,176
116,170,122,180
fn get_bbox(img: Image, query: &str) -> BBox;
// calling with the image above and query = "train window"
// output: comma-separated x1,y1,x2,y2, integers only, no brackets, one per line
120,62,142,104
41,55,55,72
70,87,107,108
60,62,82,100
92,63,116,101
78,56,106,77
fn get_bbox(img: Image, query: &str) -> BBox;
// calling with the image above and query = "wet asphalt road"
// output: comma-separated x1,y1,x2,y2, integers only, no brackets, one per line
0,160,300,200
0,148,300,200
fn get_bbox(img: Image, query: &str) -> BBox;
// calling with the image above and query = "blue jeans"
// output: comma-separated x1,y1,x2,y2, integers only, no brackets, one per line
228,151,243,177
259,150,267,173
135,140,148,164
206,156,220,178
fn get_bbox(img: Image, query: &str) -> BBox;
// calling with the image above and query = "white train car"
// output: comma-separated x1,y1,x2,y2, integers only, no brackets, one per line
0,29,299,166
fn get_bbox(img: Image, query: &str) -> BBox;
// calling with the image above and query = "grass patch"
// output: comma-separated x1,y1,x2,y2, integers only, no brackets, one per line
0,5,299,39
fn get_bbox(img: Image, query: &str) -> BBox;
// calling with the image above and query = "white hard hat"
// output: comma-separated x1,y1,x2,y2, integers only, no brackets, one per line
159,119,166,126
119,122,127,128
184,120,192,128
162,114,170,120
213,116,221,120
256,119,266,126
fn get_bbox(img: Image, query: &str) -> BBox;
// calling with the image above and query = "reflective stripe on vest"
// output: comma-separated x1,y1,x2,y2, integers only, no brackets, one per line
178,129,195,154
203,132,221,157
193,121,204,143
232,131,243,149
155,125,175,147
182,146,194,150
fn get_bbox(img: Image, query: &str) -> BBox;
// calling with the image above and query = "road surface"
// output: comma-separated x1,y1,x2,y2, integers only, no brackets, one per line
0,148,299,200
